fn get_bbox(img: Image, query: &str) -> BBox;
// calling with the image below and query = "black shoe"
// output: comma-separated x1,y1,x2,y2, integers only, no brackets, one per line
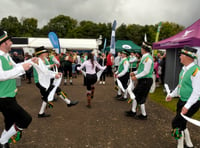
0,143,10,148
67,100,79,107
125,110,136,117
38,113,51,118
184,144,194,148
117,97,127,101
114,95,122,99
136,114,147,120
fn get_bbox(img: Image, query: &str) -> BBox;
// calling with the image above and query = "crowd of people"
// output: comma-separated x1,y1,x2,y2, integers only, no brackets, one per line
0,28,199,148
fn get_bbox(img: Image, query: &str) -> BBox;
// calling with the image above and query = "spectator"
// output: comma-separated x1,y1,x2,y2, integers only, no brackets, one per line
106,52,114,77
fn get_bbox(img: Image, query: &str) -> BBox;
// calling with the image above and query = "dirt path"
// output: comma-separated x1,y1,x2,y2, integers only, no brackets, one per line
0,75,200,148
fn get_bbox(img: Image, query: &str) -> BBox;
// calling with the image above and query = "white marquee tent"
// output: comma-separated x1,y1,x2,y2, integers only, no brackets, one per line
28,38,99,50
11,37,102,55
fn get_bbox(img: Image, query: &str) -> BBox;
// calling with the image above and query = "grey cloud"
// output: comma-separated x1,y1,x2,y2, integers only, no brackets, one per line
0,0,200,28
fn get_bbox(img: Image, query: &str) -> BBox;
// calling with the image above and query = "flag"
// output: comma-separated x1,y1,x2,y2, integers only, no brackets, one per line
102,38,107,53
155,22,162,42
48,32,61,54
154,22,162,55
110,20,117,55
144,33,147,42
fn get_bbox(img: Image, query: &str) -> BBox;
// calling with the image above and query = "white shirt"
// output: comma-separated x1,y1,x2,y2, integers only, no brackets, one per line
76,55,81,64
129,55,137,64
77,60,106,75
134,53,153,79
32,58,56,89
115,57,129,77
0,50,25,81
170,62,200,109
114,56,121,66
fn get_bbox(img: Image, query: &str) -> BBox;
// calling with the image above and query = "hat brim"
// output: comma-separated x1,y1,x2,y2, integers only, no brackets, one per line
181,51,197,59
35,50,48,56
0,36,11,45
121,50,130,56
141,45,151,52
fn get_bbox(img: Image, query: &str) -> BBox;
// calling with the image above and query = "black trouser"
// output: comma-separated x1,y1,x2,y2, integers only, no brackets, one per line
63,65,72,78
129,67,137,73
0,97,32,130
133,78,153,104
172,100,200,131
100,71,106,81
26,67,33,81
36,79,62,102
118,72,130,89
106,66,113,77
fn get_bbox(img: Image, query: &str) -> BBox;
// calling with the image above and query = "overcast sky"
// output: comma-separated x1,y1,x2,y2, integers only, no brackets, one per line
1,0,200,28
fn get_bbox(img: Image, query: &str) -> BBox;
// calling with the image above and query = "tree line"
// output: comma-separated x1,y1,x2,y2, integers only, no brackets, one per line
0,15,184,48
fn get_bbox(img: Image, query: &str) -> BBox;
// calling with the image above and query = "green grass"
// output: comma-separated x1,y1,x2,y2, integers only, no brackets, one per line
149,85,200,119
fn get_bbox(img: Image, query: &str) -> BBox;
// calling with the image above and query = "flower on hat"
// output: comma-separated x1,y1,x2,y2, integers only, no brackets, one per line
181,49,197,59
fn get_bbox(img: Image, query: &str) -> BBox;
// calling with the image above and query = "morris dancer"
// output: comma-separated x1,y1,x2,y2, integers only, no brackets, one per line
77,52,106,108
166,46,200,148
33,46,78,118
126,42,154,120
128,51,138,72
114,50,130,101
0,29,33,147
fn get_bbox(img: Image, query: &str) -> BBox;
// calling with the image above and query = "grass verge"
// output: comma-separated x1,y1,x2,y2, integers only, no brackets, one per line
149,85,200,119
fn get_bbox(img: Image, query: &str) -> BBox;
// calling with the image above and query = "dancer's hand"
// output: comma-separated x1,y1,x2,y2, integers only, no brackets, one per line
130,72,135,77
131,76,137,81
31,57,38,64
22,63,32,71
165,95,172,102
50,64,56,68
55,73,62,79
181,107,188,115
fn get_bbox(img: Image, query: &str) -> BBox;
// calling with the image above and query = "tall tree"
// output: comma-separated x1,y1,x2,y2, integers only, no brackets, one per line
116,23,128,40
21,18,38,37
158,22,184,41
41,15,78,38
0,16,22,36
126,24,144,45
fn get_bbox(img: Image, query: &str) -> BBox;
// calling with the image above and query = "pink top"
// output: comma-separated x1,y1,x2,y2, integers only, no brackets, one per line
154,61,159,78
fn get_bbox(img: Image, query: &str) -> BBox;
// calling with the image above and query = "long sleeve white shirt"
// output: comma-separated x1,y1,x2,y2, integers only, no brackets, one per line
134,53,153,79
170,62,200,109
129,56,137,64
77,60,106,74
32,58,56,89
0,50,25,81
114,56,121,66
115,57,129,77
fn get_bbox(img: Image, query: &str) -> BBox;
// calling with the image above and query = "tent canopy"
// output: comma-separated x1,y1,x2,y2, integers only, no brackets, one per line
105,40,141,53
153,19,200,49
